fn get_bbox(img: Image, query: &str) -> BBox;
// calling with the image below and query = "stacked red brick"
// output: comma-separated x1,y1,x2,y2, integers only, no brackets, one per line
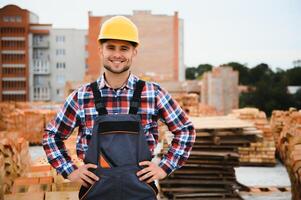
0,102,58,144
173,93,200,116
271,109,301,200
0,131,31,199
3,131,83,200
270,109,293,153
172,93,220,117
231,108,276,165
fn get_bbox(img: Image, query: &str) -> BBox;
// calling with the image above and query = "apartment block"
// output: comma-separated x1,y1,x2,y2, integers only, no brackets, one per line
49,29,86,102
86,10,184,82
0,5,32,101
201,67,239,114
0,4,86,102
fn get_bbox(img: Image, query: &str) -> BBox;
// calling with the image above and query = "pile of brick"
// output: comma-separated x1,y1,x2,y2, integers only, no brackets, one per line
3,129,83,200
271,109,301,200
270,109,294,153
0,102,58,144
159,116,261,199
173,93,200,116
4,159,81,200
0,131,31,199
230,108,276,166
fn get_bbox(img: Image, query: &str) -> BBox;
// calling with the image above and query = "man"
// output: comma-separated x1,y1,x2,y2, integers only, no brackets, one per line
43,16,195,199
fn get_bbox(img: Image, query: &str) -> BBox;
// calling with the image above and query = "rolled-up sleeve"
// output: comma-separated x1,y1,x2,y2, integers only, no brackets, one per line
155,85,196,175
42,90,81,178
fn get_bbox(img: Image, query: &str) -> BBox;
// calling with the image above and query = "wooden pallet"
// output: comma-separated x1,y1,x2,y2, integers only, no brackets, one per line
159,116,261,199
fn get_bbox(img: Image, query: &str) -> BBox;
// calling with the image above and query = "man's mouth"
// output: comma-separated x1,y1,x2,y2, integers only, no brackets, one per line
110,60,124,64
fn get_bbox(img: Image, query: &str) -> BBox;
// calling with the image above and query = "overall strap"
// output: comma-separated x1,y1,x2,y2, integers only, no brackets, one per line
90,81,108,115
129,80,145,115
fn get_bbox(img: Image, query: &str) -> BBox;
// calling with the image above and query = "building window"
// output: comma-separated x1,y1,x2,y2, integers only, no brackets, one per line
16,16,22,22
9,16,15,22
56,62,66,69
56,35,65,42
33,49,45,59
3,16,9,22
56,49,65,55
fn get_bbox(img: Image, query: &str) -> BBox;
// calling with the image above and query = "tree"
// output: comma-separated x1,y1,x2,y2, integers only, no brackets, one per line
249,63,273,84
286,67,301,85
240,73,295,116
196,64,213,78
185,67,197,80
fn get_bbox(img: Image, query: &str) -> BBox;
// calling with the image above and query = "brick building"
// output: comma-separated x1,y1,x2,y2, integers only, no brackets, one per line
0,5,35,101
0,5,86,102
86,10,184,82
201,66,239,114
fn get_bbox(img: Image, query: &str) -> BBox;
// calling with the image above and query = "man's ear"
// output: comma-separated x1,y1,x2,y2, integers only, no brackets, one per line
133,48,138,57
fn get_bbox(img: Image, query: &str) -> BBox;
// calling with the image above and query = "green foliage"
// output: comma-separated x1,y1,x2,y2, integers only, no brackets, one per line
185,62,301,116
185,67,197,80
286,67,301,85
185,64,213,80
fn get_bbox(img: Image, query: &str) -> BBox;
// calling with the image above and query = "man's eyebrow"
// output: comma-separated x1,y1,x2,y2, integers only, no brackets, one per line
106,44,115,47
121,45,130,49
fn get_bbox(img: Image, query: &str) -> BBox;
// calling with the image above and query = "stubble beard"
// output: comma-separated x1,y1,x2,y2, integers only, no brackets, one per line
104,63,131,74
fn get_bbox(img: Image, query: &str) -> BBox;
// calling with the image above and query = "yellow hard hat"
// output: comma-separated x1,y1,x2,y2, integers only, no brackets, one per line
98,16,139,46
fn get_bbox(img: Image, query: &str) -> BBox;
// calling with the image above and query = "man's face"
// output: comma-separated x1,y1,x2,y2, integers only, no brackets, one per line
100,40,137,74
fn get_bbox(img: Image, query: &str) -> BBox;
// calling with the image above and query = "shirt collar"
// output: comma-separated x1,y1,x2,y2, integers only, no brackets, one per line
97,73,137,90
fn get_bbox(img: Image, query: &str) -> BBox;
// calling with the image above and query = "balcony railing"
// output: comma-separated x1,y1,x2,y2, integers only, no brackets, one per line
33,86,50,101
33,59,50,74
32,40,49,48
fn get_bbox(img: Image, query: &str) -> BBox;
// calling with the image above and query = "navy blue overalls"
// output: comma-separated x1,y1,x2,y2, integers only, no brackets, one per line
79,80,158,200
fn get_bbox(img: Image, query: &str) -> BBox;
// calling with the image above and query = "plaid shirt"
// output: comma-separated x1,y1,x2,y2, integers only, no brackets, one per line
43,74,195,178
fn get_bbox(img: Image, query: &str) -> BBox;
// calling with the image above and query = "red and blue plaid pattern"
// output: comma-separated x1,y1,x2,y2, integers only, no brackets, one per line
43,74,196,178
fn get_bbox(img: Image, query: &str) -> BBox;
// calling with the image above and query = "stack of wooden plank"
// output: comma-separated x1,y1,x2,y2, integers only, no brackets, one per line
271,109,301,200
159,116,261,200
0,131,31,198
230,108,276,166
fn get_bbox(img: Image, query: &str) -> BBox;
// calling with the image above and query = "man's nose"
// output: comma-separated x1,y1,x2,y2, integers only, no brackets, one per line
112,50,122,58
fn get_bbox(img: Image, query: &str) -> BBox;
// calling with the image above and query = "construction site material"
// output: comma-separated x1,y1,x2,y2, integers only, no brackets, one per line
2,129,83,200
0,131,31,199
3,153,81,200
173,93,200,116
159,116,261,200
231,108,276,166
0,102,58,145
271,109,301,200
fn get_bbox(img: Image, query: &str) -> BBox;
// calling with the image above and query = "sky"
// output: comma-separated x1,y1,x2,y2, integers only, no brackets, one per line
1,0,300,70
